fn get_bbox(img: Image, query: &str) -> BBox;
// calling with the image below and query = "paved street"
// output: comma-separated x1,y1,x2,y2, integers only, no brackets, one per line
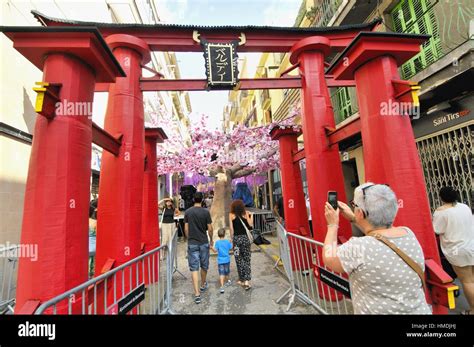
170,240,317,314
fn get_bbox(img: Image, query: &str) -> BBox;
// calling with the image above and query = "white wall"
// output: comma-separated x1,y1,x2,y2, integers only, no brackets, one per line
0,1,111,245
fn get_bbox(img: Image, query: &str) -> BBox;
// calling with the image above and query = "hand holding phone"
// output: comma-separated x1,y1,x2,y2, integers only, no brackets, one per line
327,191,338,210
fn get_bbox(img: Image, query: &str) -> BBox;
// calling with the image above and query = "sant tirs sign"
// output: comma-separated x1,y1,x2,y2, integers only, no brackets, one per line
194,31,245,89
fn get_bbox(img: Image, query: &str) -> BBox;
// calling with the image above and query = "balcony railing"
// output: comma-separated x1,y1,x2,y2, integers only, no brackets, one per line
307,0,345,27
261,89,270,107
330,0,472,122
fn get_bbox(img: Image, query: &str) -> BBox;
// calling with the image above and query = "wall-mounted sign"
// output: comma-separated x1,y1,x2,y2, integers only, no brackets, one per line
412,95,474,138
433,109,470,127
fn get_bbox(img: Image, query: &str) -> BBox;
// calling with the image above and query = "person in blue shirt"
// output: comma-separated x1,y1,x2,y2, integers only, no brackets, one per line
212,228,233,294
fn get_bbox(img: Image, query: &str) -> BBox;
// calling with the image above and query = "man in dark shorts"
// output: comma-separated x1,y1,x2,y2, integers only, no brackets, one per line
184,192,213,304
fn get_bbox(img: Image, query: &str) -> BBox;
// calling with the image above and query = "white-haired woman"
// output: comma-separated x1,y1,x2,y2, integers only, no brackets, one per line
323,183,431,314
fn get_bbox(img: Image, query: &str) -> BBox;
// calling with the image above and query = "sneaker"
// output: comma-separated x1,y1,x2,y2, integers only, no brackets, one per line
194,295,201,304
219,287,225,294
225,280,232,287
200,282,208,292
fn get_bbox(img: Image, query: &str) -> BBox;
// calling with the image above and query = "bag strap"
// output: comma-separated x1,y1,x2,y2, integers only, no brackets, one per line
367,231,426,291
238,216,253,242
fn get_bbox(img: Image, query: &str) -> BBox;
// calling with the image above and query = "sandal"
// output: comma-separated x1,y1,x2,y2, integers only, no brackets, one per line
200,282,208,292
194,295,201,304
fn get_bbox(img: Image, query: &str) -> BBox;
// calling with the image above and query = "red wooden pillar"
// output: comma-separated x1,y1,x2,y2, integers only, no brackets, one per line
0,28,124,313
270,126,311,270
142,128,167,252
270,126,310,236
141,128,167,286
289,37,351,246
94,35,151,313
328,32,445,313
96,34,151,275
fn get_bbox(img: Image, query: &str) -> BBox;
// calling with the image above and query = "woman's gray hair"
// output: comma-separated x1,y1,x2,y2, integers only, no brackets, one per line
353,182,398,228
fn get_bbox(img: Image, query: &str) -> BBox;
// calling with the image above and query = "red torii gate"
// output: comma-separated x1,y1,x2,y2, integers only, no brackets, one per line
0,10,453,314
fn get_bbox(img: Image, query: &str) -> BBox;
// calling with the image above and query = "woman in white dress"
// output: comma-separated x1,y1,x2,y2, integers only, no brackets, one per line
433,187,474,314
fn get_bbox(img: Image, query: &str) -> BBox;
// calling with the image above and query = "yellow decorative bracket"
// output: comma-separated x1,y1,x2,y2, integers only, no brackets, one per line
410,84,421,108
32,82,61,119
446,284,459,310
392,79,420,106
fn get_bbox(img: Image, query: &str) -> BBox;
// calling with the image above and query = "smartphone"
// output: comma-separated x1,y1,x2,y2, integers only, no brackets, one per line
327,191,338,210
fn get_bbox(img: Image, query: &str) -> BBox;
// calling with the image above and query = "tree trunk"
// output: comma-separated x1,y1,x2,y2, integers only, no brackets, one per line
209,170,233,239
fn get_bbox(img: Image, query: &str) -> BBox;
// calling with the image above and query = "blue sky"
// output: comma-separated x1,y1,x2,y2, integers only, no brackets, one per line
154,0,302,129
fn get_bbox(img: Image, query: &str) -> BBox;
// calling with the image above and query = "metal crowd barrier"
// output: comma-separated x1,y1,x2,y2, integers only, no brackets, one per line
35,232,178,315
170,227,186,280
0,245,20,314
275,222,353,314
248,208,276,235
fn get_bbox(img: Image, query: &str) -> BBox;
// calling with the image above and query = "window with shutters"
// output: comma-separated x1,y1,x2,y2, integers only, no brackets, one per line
331,87,359,124
391,0,443,79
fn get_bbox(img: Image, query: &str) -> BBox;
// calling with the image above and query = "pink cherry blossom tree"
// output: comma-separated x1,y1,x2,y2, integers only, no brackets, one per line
147,97,300,230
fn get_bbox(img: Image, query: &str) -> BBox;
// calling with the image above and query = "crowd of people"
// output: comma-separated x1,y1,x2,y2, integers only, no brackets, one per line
163,183,473,313
88,182,472,314
322,183,473,315
176,192,254,304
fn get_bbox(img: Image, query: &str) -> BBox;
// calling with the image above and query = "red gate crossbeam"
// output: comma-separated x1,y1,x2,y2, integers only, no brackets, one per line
140,77,301,91
291,116,362,163
280,63,299,77
325,75,356,87
292,148,305,163
326,116,361,146
143,34,362,52
32,10,381,53
92,122,122,156
95,76,355,92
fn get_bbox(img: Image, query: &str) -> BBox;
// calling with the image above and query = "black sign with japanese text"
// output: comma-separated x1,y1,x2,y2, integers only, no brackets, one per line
107,283,145,315
202,39,239,89
318,267,351,298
